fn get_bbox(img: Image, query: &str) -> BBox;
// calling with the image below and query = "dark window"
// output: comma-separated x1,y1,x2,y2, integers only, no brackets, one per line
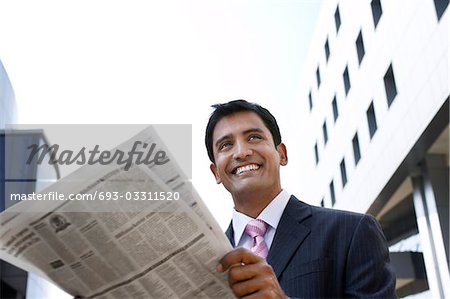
335,6,341,33
340,158,348,187
371,0,383,28
434,0,449,20
308,91,313,111
325,39,330,62
1,280,23,299
384,64,398,107
330,180,336,206
0,135,4,211
314,143,319,165
343,66,351,96
356,30,365,65
316,66,321,87
367,102,378,139
322,121,328,145
332,96,339,122
352,133,361,165
320,198,324,207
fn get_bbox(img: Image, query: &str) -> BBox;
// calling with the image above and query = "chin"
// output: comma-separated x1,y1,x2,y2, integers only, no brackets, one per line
231,183,262,196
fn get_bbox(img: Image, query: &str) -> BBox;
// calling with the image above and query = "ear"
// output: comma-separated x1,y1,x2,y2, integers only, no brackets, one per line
277,143,288,166
210,163,222,184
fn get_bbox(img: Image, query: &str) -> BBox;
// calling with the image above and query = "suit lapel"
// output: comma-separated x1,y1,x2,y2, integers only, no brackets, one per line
225,221,235,247
267,196,312,278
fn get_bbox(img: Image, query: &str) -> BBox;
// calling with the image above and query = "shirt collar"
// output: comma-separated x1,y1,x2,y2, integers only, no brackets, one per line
232,189,291,246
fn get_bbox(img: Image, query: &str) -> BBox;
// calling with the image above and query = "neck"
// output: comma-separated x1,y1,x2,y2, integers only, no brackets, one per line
233,188,282,218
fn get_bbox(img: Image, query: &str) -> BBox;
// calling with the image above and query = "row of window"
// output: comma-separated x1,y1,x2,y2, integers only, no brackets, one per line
313,0,389,207
314,62,397,166
335,0,381,58
319,97,385,208
316,1,447,208
317,1,448,208
309,0,382,113
310,0,447,113
317,97,380,206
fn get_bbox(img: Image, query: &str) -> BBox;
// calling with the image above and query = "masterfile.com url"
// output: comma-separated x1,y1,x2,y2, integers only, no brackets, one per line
10,192,97,201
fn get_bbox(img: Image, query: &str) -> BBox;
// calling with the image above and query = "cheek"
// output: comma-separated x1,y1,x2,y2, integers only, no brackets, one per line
215,159,228,176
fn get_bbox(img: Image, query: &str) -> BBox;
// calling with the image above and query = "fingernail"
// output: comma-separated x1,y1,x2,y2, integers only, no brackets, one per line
216,263,223,273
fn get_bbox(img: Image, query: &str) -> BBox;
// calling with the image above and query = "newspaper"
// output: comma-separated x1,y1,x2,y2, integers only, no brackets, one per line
0,126,234,298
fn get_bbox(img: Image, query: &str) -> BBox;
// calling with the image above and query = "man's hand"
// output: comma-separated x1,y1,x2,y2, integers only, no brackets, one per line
216,247,287,298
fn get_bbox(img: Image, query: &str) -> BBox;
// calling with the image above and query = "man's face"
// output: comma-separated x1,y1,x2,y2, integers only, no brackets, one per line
210,111,287,199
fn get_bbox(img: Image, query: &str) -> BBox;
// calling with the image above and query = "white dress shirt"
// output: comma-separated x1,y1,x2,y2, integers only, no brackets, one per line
232,189,291,250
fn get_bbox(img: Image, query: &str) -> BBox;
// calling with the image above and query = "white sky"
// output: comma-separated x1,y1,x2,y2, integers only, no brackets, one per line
0,0,323,230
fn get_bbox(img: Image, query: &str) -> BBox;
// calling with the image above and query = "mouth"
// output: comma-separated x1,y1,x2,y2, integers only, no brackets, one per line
233,163,261,175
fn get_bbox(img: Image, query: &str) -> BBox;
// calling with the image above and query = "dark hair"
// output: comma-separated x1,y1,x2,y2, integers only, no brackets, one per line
205,99,282,163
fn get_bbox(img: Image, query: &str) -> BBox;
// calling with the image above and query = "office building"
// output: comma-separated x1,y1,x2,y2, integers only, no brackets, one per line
1,59,66,298
298,0,448,297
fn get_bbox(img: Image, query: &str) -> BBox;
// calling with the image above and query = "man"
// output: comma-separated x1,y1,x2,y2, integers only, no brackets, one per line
205,100,396,298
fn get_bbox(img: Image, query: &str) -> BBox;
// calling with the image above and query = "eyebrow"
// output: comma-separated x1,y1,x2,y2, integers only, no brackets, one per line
214,128,264,148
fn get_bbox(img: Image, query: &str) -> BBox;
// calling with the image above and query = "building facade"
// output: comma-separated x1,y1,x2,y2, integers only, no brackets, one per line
298,0,448,297
0,60,17,128
1,59,68,298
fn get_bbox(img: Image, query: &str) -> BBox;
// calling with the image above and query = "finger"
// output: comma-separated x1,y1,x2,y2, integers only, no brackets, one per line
230,275,274,298
217,261,244,273
241,290,281,299
228,262,266,284
218,247,263,271
229,262,276,285
231,279,259,297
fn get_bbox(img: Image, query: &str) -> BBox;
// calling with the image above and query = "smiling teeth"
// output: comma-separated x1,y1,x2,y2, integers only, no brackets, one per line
236,164,259,175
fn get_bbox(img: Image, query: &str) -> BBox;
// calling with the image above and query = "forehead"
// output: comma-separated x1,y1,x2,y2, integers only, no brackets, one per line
212,111,269,141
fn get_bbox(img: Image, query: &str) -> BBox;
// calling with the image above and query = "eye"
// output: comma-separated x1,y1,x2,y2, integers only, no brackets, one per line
218,142,232,151
248,135,262,141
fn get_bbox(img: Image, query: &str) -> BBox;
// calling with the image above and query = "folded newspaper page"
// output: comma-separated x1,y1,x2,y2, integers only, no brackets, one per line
0,126,234,298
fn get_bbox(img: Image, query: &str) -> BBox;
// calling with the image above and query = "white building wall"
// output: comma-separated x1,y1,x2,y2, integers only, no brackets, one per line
0,59,17,128
1,60,70,299
298,0,448,213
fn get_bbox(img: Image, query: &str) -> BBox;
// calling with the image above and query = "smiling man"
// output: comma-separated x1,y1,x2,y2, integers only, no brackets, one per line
205,100,396,298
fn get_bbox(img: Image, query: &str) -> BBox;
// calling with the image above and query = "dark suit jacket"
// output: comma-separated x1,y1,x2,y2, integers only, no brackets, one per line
225,196,397,298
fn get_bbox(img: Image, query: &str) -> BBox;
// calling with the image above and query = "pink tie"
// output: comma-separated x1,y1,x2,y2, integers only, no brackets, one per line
245,219,269,259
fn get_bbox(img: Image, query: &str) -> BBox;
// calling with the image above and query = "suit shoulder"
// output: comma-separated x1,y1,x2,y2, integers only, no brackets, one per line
305,202,375,227
291,195,364,218
287,195,378,230
310,204,365,218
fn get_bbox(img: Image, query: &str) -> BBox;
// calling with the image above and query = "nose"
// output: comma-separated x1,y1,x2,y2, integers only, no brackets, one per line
233,140,252,160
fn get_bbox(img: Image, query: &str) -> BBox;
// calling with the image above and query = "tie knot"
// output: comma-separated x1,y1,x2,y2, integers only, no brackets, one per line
245,219,268,238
